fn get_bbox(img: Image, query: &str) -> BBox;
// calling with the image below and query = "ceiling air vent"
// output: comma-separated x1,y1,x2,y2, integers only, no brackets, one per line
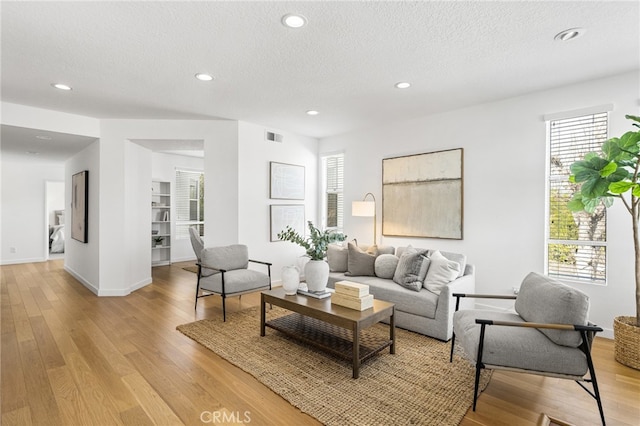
265,130,283,143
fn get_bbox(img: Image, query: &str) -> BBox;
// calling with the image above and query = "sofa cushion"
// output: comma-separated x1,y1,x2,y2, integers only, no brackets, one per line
327,243,348,272
375,254,399,279
515,272,589,348
393,249,428,291
344,242,377,276
423,250,461,294
453,309,588,376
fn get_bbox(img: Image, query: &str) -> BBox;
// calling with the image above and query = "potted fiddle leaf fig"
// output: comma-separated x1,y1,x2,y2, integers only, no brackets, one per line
568,114,640,370
278,221,346,293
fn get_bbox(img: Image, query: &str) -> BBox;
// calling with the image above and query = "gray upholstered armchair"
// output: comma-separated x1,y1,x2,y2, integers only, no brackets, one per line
450,272,605,425
195,244,272,321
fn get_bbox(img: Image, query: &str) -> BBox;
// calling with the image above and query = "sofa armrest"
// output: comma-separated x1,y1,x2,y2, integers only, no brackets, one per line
434,272,476,340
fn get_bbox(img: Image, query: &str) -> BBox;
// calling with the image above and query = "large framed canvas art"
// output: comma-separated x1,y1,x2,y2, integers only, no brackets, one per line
382,148,463,239
270,162,305,200
71,170,89,243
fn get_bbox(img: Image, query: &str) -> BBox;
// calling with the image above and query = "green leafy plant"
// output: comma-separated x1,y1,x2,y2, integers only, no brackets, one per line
153,236,164,246
277,221,346,261
568,114,640,326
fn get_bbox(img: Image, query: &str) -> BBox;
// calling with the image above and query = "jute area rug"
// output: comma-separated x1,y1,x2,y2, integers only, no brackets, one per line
177,306,491,426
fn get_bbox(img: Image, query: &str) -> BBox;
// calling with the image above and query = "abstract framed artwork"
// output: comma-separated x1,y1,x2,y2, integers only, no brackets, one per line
270,161,305,200
71,170,89,243
382,148,463,239
270,204,305,242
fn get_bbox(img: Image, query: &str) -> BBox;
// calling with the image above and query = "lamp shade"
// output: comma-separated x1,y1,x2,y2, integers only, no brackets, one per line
352,200,375,217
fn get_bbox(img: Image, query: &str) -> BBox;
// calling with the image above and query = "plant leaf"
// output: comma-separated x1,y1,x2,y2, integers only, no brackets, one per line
567,197,585,212
581,177,610,198
600,161,617,177
609,181,634,194
633,184,640,198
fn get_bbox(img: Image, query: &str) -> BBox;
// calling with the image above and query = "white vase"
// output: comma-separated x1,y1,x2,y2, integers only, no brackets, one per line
304,260,329,293
281,266,300,295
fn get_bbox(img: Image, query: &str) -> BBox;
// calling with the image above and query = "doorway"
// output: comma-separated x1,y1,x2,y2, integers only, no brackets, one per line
46,180,65,259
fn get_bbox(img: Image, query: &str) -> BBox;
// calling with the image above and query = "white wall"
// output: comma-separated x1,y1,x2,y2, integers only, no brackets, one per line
238,121,319,282
0,156,65,263
64,141,101,291
319,71,639,337
150,151,204,262
1,102,100,138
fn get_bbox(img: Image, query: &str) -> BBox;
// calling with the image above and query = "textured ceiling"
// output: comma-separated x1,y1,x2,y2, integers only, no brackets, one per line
1,1,639,147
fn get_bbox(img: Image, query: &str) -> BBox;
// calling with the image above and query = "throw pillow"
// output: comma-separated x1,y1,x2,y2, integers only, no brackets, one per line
327,243,348,272
374,254,400,279
393,248,428,291
344,242,377,276
428,249,467,278
515,272,589,348
423,250,461,294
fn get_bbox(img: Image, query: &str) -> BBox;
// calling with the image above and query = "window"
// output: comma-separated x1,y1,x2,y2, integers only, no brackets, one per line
175,169,204,239
546,112,608,283
321,154,344,231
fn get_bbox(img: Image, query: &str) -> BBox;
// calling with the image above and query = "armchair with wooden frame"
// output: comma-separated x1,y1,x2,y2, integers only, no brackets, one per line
449,272,605,425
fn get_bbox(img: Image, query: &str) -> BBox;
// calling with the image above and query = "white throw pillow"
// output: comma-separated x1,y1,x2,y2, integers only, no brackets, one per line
423,250,461,294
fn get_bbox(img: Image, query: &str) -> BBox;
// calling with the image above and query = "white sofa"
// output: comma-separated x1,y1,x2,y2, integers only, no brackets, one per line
326,244,475,341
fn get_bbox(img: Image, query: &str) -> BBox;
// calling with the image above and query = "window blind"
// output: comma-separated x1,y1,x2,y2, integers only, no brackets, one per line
175,170,204,239
547,112,608,283
325,154,344,230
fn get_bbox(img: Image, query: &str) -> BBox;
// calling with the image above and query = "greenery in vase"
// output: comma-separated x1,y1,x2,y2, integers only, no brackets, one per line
568,114,640,326
153,236,164,246
277,221,346,261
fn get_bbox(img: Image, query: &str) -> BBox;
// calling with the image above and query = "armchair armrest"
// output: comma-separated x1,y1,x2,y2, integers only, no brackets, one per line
249,259,272,266
475,318,603,333
452,293,517,312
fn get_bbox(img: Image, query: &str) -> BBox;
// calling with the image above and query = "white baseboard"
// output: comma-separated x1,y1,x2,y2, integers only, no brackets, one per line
128,277,152,293
64,265,99,295
1,256,46,265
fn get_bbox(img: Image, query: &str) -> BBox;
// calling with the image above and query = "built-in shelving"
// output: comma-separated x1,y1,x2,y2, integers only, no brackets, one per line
151,181,171,266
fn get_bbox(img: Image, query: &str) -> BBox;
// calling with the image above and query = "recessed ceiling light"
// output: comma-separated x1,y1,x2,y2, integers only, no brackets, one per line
306,110,319,116
36,135,52,140
554,28,585,42
395,82,411,89
51,83,72,91
282,14,307,28
26,151,39,155
195,73,214,81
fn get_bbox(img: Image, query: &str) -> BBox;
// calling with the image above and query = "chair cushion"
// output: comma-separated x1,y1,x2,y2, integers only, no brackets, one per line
327,243,348,272
202,244,249,271
515,272,589,348
453,309,589,376
200,269,270,294
423,250,461,294
344,242,377,276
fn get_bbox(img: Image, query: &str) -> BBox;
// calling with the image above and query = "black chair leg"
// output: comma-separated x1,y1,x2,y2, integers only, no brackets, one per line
194,277,201,310
449,332,456,362
222,296,226,322
473,364,482,411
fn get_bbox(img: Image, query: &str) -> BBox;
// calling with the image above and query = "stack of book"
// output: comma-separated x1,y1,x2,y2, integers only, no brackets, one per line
331,281,374,311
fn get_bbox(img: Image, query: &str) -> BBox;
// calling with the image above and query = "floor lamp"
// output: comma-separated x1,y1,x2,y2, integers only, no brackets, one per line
352,193,376,245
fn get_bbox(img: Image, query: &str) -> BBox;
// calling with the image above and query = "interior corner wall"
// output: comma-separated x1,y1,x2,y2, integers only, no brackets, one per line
65,140,101,292
124,142,153,292
203,121,240,246
0,157,65,264
319,71,640,337
237,121,319,281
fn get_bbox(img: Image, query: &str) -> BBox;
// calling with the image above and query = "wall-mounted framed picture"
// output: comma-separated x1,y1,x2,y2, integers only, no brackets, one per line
270,161,305,200
71,170,89,243
270,204,305,242
382,148,463,239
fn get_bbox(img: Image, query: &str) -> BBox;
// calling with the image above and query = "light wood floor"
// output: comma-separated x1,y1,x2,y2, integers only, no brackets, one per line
1,260,639,425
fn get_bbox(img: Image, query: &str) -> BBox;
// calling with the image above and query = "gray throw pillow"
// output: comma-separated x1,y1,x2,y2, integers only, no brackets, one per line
344,242,377,276
327,243,348,272
375,254,399,279
393,248,428,291
423,250,460,294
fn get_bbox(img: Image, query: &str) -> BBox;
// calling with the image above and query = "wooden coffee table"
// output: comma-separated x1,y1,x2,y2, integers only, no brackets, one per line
260,288,395,378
